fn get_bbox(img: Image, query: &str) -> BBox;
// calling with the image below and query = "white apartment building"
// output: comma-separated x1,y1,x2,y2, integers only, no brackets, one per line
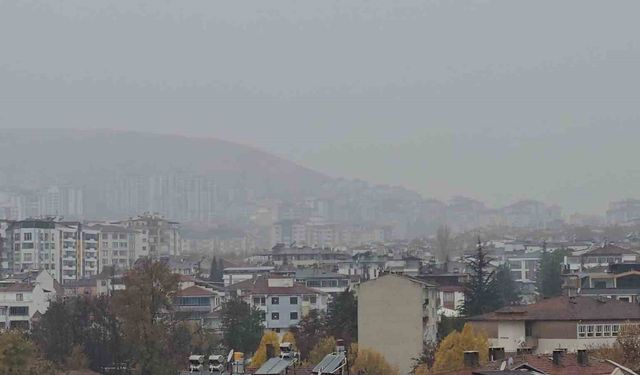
7,219,100,284
90,224,141,273
0,270,60,330
118,213,181,259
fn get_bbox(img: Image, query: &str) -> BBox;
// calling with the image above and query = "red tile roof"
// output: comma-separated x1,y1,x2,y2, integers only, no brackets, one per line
469,296,640,322
436,353,633,375
228,275,326,296
584,244,638,256
176,285,216,297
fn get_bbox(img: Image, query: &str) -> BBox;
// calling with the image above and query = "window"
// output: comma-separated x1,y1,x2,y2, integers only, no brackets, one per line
24,233,32,241
578,325,586,338
290,312,299,320
525,321,533,337
304,295,317,304
587,325,594,337
306,280,321,287
16,293,23,302
604,325,612,337
290,297,298,305
595,325,603,337
612,324,620,336
271,312,280,320
254,297,266,306
22,243,34,249
271,297,279,305
9,306,29,316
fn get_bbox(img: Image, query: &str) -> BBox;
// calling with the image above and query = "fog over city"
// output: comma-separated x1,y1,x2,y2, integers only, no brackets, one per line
1,0,640,215
5,2,640,375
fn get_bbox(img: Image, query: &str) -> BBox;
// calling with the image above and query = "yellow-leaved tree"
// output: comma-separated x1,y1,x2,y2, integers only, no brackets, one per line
251,330,281,368
350,347,399,375
281,331,297,349
308,336,336,365
431,324,489,374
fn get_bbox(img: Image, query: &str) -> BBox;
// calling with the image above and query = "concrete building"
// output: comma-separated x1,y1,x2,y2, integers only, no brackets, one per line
6,219,100,283
228,275,327,332
90,224,141,273
223,266,275,287
0,270,61,330
118,213,181,259
565,244,639,272
468,296,640,355
358,274,438,375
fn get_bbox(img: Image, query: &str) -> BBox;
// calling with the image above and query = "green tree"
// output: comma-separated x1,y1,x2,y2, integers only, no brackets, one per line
460,240,500,316
495,264,521,307
291,309,326,361
220,298,264,355
209,257,223,283
325,290,357,343
435,224,452,262
112,259,180,375
537,246,567,298
431,324,489,373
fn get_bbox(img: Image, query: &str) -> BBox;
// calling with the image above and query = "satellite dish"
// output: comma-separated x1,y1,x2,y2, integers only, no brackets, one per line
227,349,234,363
500,361,507,371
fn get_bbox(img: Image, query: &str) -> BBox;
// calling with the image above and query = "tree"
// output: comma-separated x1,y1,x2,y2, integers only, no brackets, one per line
33,296,126,372
495,264,520,307
591,325,640,372
460,239,500,316
112,259,180,375
308,336,336,365
65,345,89,371
209,257,223,283
251,331,281,368
325,290,357,343
220,297,264,355
291,309,326,361
435,224,452,262
431,324,489,373
412,341,437,375
0,331,57,375
537,245,566,298
350,347,400,375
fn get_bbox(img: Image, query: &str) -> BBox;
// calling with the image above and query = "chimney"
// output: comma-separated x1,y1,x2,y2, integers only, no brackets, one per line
266,344,275,359
336,339,346,354
577,350,589,366
552,350,564,366
464,351,480,368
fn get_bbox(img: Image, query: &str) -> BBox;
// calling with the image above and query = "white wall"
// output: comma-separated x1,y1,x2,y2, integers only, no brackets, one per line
494,321,526,352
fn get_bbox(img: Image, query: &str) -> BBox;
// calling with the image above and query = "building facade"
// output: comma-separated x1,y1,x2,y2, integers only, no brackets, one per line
358,274,438,375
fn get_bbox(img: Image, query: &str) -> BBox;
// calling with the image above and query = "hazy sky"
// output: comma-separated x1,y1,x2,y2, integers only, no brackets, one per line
1,0,640,213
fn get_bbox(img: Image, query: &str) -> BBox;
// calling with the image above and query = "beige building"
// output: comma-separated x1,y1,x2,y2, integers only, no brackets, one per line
468,296,640,354
358,274,438,375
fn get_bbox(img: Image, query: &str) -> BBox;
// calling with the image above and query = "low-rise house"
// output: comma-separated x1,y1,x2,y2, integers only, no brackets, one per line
223,266,275,287
419,273,467,317
468,296,640,354
228,275,327,333
441,351,637,375
174,285,223,329
565,244,639,271
63,278,98,298
0,270,61,329
358,273,438,375
292,269,351,295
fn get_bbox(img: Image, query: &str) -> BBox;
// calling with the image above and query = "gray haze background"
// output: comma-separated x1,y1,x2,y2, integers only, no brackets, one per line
1,0,640,214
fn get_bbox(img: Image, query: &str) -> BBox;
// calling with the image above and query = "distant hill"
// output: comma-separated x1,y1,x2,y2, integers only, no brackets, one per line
0,129,330,199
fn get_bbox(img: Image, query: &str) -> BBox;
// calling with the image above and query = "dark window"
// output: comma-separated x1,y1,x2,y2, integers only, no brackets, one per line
290,312,299,320
10,306,29,316
271,297,279,305
271,312,280,320
290,297,298,305
525,321,533,337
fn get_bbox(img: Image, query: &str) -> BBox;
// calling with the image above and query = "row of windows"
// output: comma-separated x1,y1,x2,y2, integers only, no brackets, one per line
254,296,299,306
577,323,621,338
585,257,622,264
305,279,349,288
267,312,298,321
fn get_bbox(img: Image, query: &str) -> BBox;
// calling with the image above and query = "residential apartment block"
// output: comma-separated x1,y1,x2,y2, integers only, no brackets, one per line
358,274,438,375
229,275,327,332
0,270,61,330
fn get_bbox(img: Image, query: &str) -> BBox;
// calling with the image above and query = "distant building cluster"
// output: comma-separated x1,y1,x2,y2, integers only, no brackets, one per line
0,213,182,283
